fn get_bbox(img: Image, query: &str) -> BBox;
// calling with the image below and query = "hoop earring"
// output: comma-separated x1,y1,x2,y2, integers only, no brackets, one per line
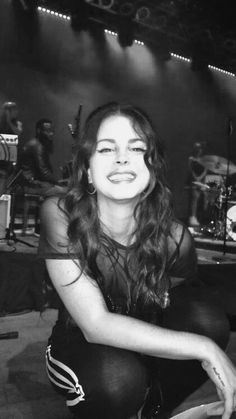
87,183,96,195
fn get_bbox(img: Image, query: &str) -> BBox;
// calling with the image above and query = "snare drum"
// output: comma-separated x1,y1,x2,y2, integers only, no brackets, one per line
227,201,236,241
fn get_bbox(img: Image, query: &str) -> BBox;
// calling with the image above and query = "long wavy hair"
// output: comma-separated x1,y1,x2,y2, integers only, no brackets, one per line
63,102,173,310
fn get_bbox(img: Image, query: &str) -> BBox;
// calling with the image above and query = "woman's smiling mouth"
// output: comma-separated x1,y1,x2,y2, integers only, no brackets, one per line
107,171,136,183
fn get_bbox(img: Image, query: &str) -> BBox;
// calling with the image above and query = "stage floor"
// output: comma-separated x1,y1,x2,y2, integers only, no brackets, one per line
0,233,38,254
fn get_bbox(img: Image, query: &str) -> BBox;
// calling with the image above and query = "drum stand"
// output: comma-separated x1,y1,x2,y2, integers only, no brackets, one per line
212,118,235,263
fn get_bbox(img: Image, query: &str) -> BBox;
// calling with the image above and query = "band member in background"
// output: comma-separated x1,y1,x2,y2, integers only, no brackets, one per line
188,141,208,227
0,101,23,194
20,118,58,196
39,103,235,419
0,101,23,136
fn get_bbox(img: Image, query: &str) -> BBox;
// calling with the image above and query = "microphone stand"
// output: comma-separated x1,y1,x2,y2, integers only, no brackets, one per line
3,169,36,248
213,118,235,263
67,104,83,141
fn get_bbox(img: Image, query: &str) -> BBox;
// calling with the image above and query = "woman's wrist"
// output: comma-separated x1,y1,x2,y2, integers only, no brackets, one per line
189,335,216,364
199,338,221,365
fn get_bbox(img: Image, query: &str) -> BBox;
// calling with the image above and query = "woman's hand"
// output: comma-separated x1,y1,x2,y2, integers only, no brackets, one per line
201,343,236,419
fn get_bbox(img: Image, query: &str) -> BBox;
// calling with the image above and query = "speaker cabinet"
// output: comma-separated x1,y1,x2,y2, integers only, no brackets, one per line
0,194,11,239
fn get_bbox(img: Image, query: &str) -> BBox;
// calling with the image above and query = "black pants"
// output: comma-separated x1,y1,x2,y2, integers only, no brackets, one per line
46,284,230,419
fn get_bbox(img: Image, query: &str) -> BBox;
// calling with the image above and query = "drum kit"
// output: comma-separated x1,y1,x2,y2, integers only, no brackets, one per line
192,155,236,241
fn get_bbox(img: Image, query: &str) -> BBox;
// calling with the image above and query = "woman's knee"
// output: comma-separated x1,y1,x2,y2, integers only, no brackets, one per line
72,345,149,418
96,347,148,409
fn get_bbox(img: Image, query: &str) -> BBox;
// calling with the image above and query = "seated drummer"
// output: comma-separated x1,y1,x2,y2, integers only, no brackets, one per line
188,141,208,227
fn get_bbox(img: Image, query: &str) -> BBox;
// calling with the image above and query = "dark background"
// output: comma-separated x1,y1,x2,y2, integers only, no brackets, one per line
1,0,236,220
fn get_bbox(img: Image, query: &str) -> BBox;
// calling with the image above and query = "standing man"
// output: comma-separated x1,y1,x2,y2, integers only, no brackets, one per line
20,118,58,195
187,142,208,226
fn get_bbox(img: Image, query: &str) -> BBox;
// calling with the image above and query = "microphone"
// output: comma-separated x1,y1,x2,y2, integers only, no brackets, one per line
67,123,74,136
68,104,83,139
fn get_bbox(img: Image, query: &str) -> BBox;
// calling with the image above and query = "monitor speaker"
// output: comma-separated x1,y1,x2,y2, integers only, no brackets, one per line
0,134,18,163
0,194,11,239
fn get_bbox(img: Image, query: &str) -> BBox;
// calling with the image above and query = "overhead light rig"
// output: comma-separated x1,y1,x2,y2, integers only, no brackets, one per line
33,0,236,72
36,0,181,51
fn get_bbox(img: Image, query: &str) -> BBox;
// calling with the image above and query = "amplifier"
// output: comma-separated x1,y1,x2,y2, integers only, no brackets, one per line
0,134,18,163
0,194,11,239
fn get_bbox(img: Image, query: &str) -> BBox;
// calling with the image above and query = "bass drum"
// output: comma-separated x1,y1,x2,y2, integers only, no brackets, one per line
227,202,236,241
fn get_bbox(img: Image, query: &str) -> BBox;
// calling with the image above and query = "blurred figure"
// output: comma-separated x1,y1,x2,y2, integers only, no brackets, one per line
0,101,23,136
20,118,58,196
187,142,208,226
0,101,23,195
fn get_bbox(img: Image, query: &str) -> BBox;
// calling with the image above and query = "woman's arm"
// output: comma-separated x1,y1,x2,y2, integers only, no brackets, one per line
46,258,209,358
46,258,236,419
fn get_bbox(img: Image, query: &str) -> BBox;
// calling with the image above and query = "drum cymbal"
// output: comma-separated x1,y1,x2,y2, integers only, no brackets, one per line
200,155,236,175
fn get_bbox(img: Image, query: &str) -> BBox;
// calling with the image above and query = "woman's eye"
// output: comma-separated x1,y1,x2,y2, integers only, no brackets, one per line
130,147,146,153
97,148,114,153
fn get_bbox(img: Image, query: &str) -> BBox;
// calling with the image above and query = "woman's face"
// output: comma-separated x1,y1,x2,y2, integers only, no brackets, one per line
88,114,150,203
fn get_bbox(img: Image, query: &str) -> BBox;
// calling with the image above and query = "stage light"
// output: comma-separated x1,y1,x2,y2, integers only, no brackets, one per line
104,29,118,37
37,6,70,20
105,28,144,47
208,65,235,77
134,39,144,46
171,53,191,63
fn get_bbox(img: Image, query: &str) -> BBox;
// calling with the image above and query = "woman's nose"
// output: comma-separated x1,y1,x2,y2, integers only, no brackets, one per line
116,150,129,165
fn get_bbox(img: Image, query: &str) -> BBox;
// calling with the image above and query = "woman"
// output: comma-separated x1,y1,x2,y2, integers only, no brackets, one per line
39,102,236,419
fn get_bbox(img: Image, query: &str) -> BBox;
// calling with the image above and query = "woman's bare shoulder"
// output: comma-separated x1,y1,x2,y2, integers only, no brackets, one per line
40,195,68,225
